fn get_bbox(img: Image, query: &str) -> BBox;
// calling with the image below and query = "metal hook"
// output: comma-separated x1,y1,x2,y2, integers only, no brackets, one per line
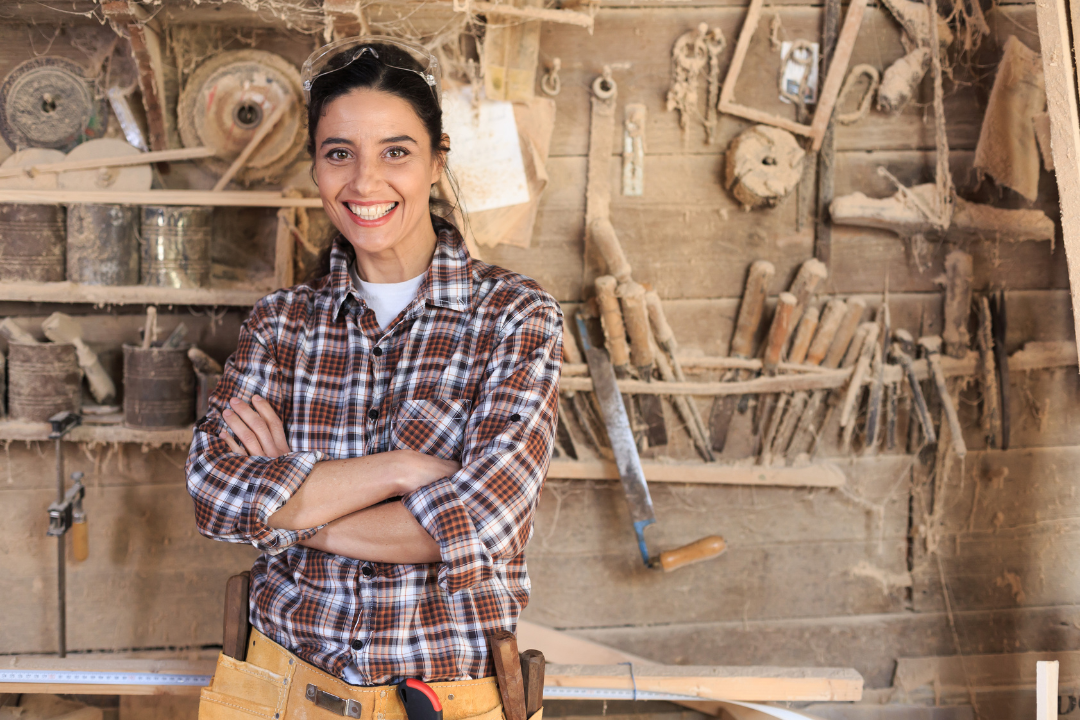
592,65,616,100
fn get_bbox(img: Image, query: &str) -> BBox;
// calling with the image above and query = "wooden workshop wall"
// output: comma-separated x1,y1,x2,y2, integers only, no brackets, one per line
1,2,1078,711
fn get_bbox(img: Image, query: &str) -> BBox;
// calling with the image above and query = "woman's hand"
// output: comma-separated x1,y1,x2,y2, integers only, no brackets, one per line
220,395,292,458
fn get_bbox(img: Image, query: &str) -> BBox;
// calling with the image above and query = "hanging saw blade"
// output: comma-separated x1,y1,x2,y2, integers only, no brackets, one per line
576,316,655,565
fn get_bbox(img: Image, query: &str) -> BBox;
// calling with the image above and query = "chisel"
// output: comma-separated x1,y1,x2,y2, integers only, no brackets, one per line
618,280,668,449
709,260,775,452
754,292,797,456
560,323,610,458
891,330,937,446
760,304,818,464
862,302,890,454
839,322,879,453
990,291,1010,450
808,321,873,457
576,316,726,572
919,335,967,458
595,276,643,446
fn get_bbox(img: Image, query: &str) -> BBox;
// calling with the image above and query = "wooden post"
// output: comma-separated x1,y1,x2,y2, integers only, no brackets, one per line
275,208,296,290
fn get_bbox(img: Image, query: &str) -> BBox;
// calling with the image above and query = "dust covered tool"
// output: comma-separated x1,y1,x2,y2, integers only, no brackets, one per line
0,56,108,151
47,410,84,658
576,316,726,571
178,50,305,186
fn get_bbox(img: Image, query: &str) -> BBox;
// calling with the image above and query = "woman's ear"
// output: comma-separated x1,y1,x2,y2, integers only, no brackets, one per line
431,133,451,184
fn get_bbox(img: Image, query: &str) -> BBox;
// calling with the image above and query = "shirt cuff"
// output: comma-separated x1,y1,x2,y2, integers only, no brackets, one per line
402,475,493,594
246,449,325,554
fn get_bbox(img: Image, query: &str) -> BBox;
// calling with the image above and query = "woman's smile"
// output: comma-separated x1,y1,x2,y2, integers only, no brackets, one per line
344,201,399,225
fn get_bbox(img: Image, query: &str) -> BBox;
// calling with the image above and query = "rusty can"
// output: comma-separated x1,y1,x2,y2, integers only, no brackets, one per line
66,204,139,285
8,342,81,422
140,205,213,288
195,370,221,419
123,344,195,428
0,203,65,282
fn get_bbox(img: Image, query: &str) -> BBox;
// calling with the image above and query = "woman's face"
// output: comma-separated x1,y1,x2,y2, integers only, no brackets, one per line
313,88,443,262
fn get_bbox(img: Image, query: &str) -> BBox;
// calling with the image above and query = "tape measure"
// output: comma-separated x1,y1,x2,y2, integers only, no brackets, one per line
0,669,212,687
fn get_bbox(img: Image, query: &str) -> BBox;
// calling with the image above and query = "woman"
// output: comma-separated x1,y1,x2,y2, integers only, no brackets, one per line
186,37,562,719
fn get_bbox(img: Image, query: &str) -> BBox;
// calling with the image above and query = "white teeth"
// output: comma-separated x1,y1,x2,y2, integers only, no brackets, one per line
348,202,397,220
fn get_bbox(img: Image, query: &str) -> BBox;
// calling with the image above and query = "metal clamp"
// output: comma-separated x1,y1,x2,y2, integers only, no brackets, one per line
306,684,362,718
47,473,84,538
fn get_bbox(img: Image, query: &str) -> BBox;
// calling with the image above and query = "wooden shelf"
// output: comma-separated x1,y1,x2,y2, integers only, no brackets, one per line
547,459,846,487
0,420,192,445
0,189,323,208
0,282,265,306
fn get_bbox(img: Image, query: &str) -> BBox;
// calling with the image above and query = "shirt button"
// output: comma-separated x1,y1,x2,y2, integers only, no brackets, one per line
361,564,374,578
368,408,380,421
372,346,382,357
351,639,363,651
510,413,521,422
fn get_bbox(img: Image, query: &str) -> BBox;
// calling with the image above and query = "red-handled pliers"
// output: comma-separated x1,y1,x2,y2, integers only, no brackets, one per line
398,678,443,720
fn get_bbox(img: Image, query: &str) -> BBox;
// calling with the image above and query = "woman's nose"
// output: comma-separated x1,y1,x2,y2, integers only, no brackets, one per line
346,158,382,194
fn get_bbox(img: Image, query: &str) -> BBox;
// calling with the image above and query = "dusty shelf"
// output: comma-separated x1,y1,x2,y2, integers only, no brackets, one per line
0,420,193,445
0,282,265,306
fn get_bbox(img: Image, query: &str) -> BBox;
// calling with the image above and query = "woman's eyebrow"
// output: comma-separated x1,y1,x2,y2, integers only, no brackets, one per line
320,137,355,147
381,135,417,144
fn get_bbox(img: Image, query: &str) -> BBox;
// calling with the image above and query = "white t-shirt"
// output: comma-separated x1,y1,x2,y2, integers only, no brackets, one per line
349,262,427,331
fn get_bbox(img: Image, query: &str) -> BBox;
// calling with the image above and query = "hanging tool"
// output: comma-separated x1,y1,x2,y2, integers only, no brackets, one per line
862,302,890,454
761,303,818,464
618,281,668,449
48,410,83,658
643,289,714,461
809,321,873,457
976,296,1002,448
560,324,610,458
942,250,973,359
577,317,726,571
919,336,967,458
754,293,797,457
890,330,936,446
990,291,1010,450
710,260,775,452
839,322,880,453
42,312,117,404
595,276,645,447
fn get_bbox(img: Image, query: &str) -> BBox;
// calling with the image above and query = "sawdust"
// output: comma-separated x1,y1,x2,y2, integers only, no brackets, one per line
995,570,1026,603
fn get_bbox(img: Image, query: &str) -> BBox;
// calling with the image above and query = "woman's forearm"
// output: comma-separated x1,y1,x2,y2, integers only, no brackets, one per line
299,502,442,563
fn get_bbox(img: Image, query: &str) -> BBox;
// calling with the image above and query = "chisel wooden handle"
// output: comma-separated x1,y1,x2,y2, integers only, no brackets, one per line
943,250,973,359
822,297,866,369
658,535,726,572
588,218,633,283
519,650,545,718
786,259,828,330
489,631,528,720
807,299,847,367
643,289,676,351
617,281,653,371
788,305,820,365
920,335,968,458
763,293,797,372
562,324,583,365
595,276,631,369
730,261,775,358
839,323,879,429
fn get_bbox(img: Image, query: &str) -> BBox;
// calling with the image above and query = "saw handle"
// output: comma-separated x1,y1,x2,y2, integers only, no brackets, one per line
658,535,726,572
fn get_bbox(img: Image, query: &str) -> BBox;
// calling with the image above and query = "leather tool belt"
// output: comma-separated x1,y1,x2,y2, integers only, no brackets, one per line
199,629,510,720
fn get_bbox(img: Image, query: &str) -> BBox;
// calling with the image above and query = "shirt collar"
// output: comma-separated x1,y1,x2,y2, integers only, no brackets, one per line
329,221,472,319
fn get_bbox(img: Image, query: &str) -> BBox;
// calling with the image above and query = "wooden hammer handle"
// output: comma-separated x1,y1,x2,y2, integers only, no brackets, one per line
788,305,820,365
588,218,633,283
595,276,631,369
763,293,797,372
786,258,828,330
617,281,654,371
659,535,727,572
806,298,847,367
822,297,866,369
730,260,775,358
489,631,528,720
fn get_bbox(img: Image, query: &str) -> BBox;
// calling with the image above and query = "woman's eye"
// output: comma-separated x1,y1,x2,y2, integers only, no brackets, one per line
386,147,409,159
325,149,350,161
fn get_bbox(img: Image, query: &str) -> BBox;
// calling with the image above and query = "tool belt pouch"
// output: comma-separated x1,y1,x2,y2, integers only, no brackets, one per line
199,653,289,720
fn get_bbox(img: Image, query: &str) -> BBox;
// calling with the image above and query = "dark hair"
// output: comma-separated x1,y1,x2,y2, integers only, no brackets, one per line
305,42,461,281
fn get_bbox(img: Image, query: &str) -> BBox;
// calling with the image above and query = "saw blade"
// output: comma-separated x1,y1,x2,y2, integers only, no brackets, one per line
0,56,107,151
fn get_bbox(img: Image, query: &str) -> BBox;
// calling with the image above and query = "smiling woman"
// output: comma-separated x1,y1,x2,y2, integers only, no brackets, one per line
185,37,563,720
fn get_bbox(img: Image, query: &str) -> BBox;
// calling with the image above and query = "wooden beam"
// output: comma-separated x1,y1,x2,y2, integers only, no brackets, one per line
1035,0,1080,368
0,147,215,179
0,190,323,208
0,420,192,445
546,459,846,487
0,281,264,306
470,1,594,30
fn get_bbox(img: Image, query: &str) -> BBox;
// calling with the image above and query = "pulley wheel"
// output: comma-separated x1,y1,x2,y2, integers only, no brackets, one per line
0,56,107,151
58,138,151,192
178,50,305,185
0,148,66,189
723,125,806,210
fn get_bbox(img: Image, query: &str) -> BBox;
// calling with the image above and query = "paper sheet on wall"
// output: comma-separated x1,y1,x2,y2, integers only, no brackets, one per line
442,86,531,213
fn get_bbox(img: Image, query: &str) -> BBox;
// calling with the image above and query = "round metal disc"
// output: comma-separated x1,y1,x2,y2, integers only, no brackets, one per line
58,138,151,192
178,50,305,185
0,148,66,189
0,56,108,151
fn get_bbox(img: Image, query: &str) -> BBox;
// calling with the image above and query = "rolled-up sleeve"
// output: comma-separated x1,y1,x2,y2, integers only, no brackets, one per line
402,300,562,594
185,298,323,555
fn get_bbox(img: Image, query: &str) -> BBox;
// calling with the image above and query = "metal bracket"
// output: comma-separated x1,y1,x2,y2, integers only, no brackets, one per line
48,411,81,440
47,474,84,537
306,684,362,718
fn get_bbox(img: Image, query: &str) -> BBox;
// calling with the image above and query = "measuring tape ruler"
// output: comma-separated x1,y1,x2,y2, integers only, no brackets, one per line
542,687,706,702
0,669,213,687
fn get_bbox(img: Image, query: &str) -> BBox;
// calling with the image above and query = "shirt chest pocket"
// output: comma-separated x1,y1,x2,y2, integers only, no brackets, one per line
390,397,471,461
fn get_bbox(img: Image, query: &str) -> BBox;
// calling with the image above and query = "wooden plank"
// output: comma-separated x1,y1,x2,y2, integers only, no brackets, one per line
0,147,215,179
0,190,323,208
0,421,192,445
546,459,846,486
0,281,264,306
1035,0,1080,364
544,663,862,702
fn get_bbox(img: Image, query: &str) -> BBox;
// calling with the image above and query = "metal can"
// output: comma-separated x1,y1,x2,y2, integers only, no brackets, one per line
8,342,81,422
66,203,139,285
0,203,65,282
140,205,213,288
123,344,196,428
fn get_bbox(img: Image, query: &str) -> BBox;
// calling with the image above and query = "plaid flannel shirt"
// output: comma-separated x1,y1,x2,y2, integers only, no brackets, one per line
185,222,562,683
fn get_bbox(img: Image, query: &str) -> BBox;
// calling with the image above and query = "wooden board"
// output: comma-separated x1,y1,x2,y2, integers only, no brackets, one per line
0,282,264,307
547,459,845,486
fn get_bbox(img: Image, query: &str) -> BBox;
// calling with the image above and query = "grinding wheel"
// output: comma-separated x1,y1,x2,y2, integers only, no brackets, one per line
723,125,806,210
0,148,66,189
0,56,108,152
178,50,305,185
58,138,152,192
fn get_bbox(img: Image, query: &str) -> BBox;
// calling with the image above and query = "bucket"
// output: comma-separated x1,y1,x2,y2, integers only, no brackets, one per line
0,204,65,282
66,204,139,285
8,343,81,422
123,344,195,428
140,205,213,288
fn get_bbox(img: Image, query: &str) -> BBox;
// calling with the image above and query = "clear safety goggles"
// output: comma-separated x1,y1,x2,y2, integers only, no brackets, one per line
300,36,441,104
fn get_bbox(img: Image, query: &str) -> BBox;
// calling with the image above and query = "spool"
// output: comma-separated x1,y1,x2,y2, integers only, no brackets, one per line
66,204,139,285
0,203,66,282
8,343,81,422
140,205,213,288
123,344,195,428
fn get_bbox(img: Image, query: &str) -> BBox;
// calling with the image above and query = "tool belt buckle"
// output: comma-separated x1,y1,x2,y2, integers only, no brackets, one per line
306,683,362,718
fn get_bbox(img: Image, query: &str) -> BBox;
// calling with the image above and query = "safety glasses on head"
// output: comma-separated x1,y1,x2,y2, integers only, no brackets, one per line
301,36,441,104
